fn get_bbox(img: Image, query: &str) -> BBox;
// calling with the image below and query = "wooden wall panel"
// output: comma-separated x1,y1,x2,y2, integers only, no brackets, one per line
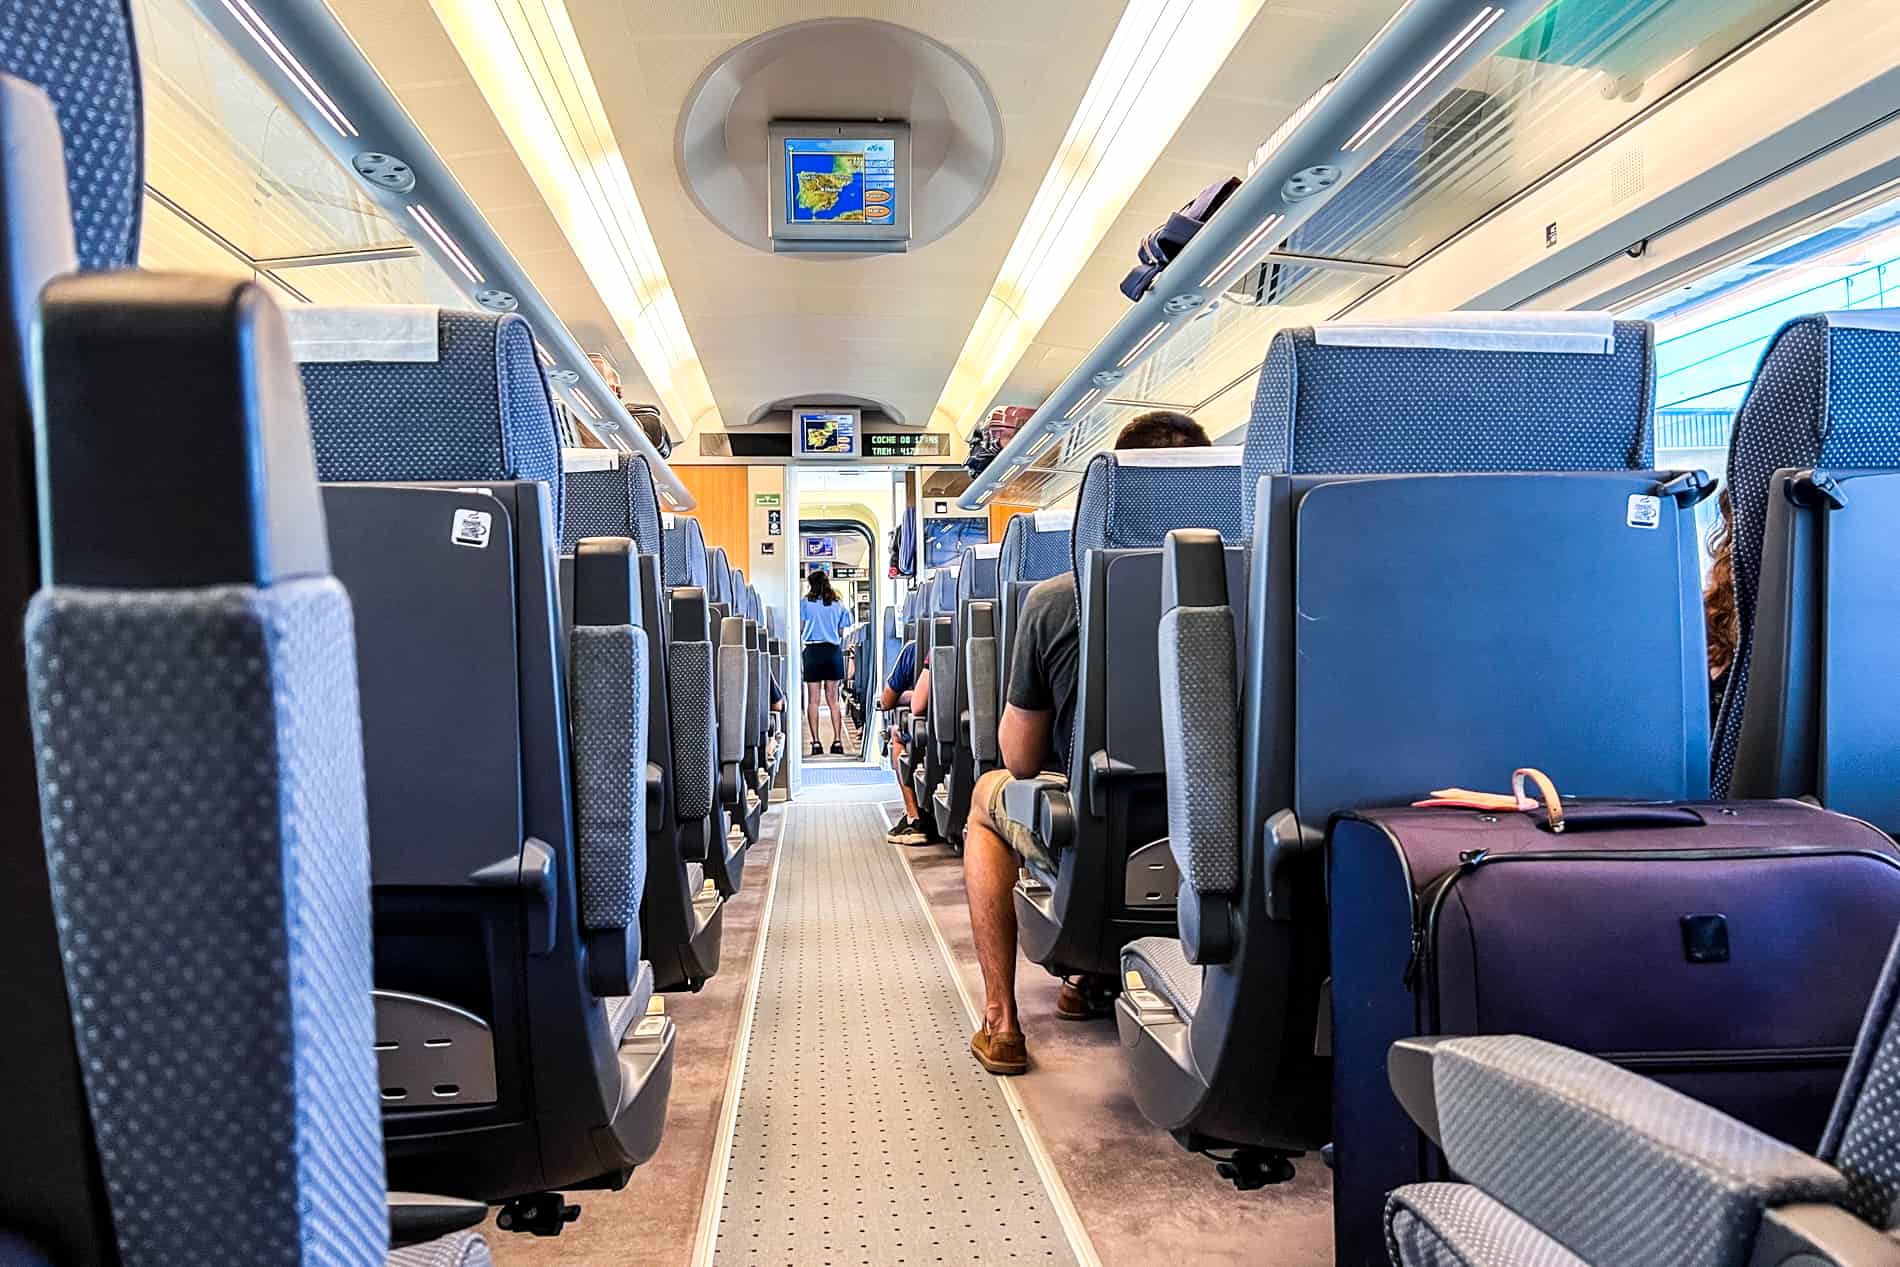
989,502,1035,542
672,466,752,564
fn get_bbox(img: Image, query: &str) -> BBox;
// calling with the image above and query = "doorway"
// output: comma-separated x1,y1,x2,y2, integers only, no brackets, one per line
795,516,878,766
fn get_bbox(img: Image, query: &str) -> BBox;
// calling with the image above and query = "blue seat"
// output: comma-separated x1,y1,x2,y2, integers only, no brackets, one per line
0,8,487,1256
994,509,1074,728
1720,312,1900,834
1004,446,1252,979
1384,928,1900,1267
699,545,762,856
562,447,663,554
300,309,675,1202
910,564,962,825
559,450,725,991
1119,315,1709,1263
935,544,1001,844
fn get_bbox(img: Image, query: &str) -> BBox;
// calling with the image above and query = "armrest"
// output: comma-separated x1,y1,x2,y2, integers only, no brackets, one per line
388,1192,489,1247
966,603,999,766
1159,528,1239,963
1001,776,1072,854
1391,1036,1848,1267
715,616,748,765
1753,1205,1900,1267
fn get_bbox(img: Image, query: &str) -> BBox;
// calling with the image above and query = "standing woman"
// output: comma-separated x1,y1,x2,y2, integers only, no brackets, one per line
800,568,853,756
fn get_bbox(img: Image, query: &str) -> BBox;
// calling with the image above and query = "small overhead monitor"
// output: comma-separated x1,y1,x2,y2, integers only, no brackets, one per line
769,121,911,254
804,536,837,560
794,406,861,460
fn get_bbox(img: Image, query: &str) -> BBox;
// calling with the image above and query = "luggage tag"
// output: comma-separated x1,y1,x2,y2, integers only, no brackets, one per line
1412,767,1567,832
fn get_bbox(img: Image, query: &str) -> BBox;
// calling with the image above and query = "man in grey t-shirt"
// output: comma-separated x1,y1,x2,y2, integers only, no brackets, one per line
964,411,1210,1076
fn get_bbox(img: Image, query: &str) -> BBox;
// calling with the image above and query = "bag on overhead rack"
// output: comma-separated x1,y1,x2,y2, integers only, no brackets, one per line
1119,175,1240,302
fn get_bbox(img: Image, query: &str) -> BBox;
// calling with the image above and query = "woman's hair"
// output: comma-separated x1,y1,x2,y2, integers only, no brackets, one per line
1704,489,1738,679
807,568,839,606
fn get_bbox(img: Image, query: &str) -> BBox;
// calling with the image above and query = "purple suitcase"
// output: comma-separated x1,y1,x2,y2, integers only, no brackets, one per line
1328,799,1900,1267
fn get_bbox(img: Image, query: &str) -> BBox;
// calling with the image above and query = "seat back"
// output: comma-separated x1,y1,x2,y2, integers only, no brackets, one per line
29,275,392,1266
300,307,564,538
1142,314,1694,1172
1242,313,1655,530
663,514,710,589
1721,312,1900,813
1820,927,1900,1232
1071,446,1249,789
1018,447,1251,975
706,546,733,609
997,508,1073,723
0,15,135,1258
926,565,961,747
940,545,1001,834
301,310,672,1197
562,447,664,554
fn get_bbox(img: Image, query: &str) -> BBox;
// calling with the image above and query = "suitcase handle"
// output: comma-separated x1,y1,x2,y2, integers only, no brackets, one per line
1512,768,1563,831
1530,804,1707,833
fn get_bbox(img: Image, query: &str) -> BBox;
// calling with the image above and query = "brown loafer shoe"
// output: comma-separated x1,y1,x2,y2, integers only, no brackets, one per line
1054,975,1114,1021
970,1023,1028,1076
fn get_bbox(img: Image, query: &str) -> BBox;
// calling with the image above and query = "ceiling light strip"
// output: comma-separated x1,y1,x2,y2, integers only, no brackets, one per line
926,0,1270,435
1117,321,1170,369
216,0,357,137
430,0,724,440
405,204,484,283
1343,6,1502,152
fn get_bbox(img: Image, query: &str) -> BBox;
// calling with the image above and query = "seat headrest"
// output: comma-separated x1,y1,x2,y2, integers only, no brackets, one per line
999,509,1073,584
1072,446,1247,566
562,452,663,555
663,516,709,589
955,546,1000,604
1713,312,1900,791
298,309,565,536
706,546,732,604
0,0,142,271
1243,315,1655,532
38,275,330,588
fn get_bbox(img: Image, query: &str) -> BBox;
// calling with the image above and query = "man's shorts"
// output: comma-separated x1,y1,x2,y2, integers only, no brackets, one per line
985,771,1068,872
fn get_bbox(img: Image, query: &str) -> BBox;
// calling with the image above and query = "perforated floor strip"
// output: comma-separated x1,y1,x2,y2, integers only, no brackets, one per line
713,801,1080,1267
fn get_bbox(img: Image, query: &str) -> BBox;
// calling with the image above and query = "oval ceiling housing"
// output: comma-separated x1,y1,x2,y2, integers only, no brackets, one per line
676,18,1004,257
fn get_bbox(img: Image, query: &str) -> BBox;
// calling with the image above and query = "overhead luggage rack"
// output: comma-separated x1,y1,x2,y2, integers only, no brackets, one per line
961,0,1817,511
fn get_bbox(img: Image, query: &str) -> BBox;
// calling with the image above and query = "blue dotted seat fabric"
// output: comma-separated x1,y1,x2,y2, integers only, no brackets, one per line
300,310,564,538
0,0,142,270
1242,321,1656,534
564,455,664,555
663,516,710,590
1071,450,1249,571
1712,314,1900,794
998,512,1072,585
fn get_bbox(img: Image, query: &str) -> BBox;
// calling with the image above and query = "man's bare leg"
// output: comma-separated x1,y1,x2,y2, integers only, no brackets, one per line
963,769,1020,1037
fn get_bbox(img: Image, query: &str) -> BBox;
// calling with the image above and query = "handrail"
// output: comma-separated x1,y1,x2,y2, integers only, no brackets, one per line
959,0,1553,509
185,0,696,510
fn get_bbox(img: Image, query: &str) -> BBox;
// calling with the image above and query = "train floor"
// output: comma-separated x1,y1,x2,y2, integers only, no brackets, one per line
488,782,1331,1266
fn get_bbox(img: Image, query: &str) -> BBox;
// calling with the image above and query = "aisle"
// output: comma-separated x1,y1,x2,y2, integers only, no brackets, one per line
711,800,1086,1266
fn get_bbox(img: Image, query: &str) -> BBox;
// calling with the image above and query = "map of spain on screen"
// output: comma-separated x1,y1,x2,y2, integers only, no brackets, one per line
785,137,896,224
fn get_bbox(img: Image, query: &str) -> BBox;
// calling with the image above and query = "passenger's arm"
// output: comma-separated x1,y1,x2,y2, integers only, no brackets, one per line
878,684,900,710
998,704,1053,781
911,666,930,716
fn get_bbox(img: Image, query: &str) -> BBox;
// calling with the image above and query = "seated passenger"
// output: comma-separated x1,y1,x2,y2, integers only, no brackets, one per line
883,638,932,844
1704,490,1737,727
964,411,1212,1075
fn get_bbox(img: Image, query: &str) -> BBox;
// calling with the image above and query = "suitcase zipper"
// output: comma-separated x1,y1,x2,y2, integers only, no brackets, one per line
1408,845,1900,1029
1601,1046,1853,1072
